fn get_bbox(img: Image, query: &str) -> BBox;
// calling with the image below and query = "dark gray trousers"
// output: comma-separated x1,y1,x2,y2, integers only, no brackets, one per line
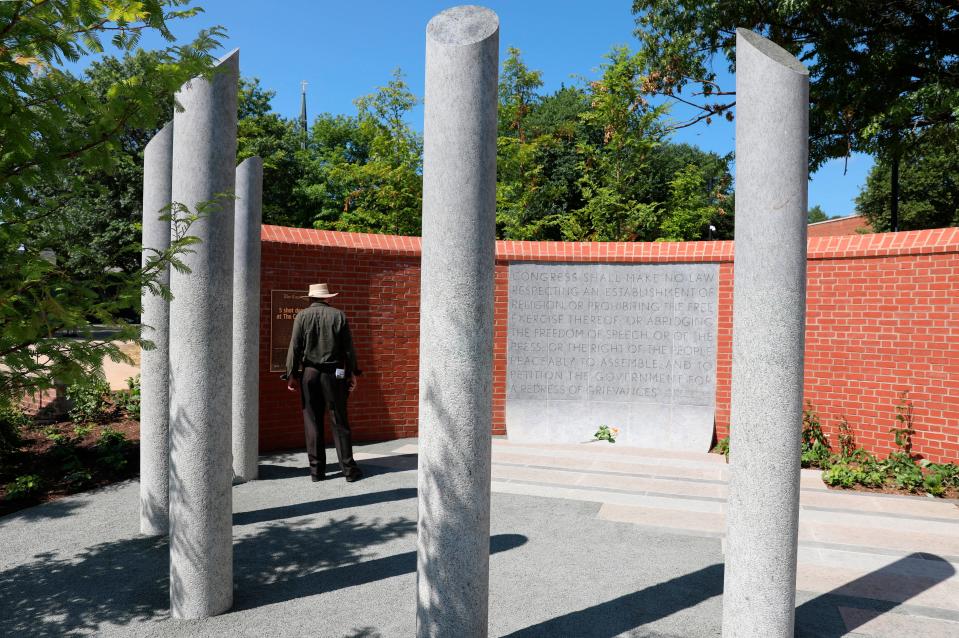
300,366,359,478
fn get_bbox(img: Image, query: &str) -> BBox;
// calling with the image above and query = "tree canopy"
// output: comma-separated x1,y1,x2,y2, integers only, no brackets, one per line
631,1,959,168
856,126,959,232
494,47,733,242
0,0,222,403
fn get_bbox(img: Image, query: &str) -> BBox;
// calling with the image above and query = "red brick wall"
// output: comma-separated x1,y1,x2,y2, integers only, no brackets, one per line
259,227,422,450
808,215,872,237
261,225,959,463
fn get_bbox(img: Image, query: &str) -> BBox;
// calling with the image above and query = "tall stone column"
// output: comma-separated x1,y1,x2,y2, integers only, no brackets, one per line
140,121,173,536
232,156,263,482
415,6,499,637
168,49,239,620
723,29,809,638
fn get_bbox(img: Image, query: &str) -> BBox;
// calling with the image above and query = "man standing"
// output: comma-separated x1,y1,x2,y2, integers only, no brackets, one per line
282,283,363,482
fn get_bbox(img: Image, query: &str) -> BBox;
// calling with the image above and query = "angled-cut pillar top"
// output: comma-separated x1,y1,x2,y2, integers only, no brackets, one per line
735,27,807,75
426,5,498,45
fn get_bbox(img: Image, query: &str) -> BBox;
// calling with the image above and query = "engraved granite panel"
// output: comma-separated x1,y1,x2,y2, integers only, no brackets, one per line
506,262,719,451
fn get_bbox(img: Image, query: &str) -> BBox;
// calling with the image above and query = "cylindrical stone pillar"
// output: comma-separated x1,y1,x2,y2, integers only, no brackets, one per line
140,121,173,536
415,6,499,638
232,156,262,482
722,29,809,638
168,49,239,620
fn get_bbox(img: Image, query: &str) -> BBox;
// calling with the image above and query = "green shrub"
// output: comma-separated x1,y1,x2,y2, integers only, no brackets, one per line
822,462,861,488
801,402,831,467
837,416,856,459
73,423,94,438
66,375,112,423
64,469,93,488
0,400,28,457
885,451,923,492
5,474,43,501
113,375,140,420
713,436,730,461
920,461,959,497
889,391,915,456
96,426,131,472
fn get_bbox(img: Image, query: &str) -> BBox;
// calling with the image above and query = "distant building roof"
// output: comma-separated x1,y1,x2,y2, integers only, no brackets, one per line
808,214,872,237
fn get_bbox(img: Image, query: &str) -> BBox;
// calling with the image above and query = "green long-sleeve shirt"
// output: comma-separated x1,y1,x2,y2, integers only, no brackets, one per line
282,301,360,380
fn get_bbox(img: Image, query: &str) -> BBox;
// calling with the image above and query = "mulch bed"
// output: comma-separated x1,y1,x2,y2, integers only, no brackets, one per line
0,417,140,518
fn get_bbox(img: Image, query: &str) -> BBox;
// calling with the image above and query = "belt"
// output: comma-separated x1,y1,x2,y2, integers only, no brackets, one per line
304,362,339,371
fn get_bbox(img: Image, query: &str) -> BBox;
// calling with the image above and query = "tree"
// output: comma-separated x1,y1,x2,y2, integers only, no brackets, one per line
0,1,222,404
564,47,666,241
30,50,181,288
494,47,733,242
236,78,307,227
631,1,959,229
856,127,959,232
313,70,423,236
496,47,577,240
808,205,829,224
640,143,734,240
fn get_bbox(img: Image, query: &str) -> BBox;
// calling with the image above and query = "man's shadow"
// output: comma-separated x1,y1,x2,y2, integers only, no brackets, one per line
257,453,417,481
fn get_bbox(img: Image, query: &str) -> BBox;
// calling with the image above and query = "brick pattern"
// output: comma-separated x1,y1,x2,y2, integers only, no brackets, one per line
807,215,872,238
261,225,959,463
259,237,421,450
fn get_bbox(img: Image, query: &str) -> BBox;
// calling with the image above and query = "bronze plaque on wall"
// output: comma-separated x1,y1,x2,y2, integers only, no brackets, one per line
270,290,311,372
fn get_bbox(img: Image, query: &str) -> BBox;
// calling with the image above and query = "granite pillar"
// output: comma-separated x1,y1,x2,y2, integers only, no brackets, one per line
140,121,173,536
416,6,499,638
231,156,262,482
722,29,809,638
168,49,239,620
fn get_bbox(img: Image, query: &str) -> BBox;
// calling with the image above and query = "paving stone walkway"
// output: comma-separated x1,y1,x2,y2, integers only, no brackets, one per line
474,439,959,637
0,438,956,637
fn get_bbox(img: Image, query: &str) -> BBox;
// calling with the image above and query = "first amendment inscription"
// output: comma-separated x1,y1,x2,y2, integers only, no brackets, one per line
506,263,719,450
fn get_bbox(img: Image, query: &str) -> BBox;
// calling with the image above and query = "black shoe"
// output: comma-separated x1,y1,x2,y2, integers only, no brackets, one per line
311,474,325,482
345,471,363,483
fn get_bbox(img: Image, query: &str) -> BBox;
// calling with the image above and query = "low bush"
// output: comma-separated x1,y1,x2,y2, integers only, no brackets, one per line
96,426,132,473
5,474,43,501
713,436,729,461
0,401,28,458
66,375,112,423
113,375,140,420
801,402,832,467
720,397,959,498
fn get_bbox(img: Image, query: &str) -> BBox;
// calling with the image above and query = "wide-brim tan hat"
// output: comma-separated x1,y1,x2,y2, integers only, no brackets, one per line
301,283,339,299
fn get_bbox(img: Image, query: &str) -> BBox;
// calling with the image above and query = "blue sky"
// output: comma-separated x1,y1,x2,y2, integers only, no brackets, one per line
90,0,873,217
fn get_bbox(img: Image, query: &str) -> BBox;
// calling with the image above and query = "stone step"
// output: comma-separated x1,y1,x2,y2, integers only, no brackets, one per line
398,441,729,475
595,502,959,559
493,438,727,464
491,481,725,514
836,607,959,638
490,457,959,522
798,487,959,521
796,562,959,614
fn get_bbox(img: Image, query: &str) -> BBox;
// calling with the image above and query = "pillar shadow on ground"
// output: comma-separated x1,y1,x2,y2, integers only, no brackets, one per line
502,551,955,637
233,487,416,525
0,509,525,634
234,532,526,610
794,552,956,637
359,453,418,476
500,563,725,638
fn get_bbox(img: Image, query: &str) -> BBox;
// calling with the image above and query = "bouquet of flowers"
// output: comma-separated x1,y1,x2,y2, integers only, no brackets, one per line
593,424,619,443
